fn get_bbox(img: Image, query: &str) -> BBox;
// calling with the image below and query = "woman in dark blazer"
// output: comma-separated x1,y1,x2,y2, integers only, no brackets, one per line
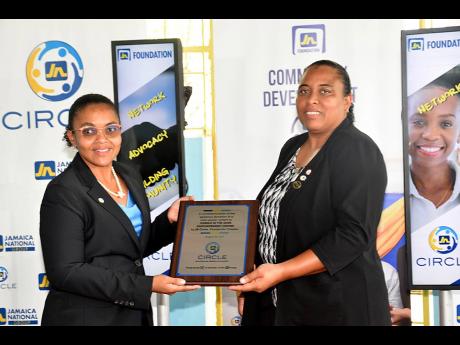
230,60,391,325
39,94,199,326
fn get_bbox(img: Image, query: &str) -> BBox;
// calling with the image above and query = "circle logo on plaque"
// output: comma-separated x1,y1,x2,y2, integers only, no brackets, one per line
205,242,220,254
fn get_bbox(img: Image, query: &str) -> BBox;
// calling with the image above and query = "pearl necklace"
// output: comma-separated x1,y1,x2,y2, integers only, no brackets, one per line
97,166,126,198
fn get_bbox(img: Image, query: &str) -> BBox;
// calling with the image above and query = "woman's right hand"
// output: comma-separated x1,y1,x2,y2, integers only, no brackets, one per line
167,195,194,224
152,274,200,295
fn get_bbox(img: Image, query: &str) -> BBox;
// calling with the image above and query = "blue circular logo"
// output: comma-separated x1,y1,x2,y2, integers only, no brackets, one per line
26,41,83,101
230,315,241,326
429,226,458,254
205,242,220,254
0,267,8,282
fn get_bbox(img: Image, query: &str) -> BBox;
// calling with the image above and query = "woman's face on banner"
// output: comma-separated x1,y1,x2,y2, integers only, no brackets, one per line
408,86,460,169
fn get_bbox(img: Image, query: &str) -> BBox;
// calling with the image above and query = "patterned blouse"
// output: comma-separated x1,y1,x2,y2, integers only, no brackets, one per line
258,148,302,306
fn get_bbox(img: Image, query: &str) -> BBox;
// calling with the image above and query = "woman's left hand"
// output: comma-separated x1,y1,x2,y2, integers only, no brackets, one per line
227,263,284,293
167,196,194,224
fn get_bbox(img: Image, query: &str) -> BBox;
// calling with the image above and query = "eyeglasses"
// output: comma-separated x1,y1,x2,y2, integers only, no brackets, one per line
72,124,122,138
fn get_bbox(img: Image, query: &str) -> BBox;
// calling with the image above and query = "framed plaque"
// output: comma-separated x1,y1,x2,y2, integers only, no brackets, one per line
170,200,259,285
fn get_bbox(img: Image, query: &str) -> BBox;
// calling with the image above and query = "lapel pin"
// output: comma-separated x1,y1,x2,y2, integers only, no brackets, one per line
292,181,302,189
98,198,105,204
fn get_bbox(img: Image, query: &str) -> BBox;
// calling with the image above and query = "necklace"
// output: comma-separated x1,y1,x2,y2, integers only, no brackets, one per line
412,170,453,208
97,166,126,198
433,185,453,208
291,148,314,190
293,148,305,173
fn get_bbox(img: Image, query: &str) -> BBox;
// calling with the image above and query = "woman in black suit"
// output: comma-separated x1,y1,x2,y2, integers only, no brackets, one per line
39,94,199,326
230,60,391,325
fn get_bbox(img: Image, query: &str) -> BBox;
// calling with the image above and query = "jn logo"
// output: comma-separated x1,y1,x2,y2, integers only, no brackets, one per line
429,226,458,254
292,24,325,55
231,316,241,326
26,41,83,101
38,273,50,290
35,161,56,180
45,61,68,81
118,49,131,61
408,38,424,51
0,308,6,325
0,267,8,282
300,33,318,47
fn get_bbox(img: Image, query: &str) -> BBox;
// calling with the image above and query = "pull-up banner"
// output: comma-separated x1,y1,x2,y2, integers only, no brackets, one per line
402,26,460,289
111,39,186,221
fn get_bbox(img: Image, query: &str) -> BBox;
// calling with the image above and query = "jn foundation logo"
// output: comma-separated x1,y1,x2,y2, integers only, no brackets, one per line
429,226,458,254
408,38,424,51
292,24,326,55
117,48,131,61
26,41,84,101
205,242,220,254
38,273,50,290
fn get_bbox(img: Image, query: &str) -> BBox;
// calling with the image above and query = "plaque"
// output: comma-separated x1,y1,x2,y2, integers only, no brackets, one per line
170,200,259,285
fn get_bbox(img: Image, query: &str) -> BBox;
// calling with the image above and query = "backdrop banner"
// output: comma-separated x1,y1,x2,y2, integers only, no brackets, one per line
402,26,460,289
0,20,190,326
213,19,410,325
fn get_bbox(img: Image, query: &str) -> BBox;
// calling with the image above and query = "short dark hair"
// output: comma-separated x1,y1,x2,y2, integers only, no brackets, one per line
63,94,119,147
304,59,355,123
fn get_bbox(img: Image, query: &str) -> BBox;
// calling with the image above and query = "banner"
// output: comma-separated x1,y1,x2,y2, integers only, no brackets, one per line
213,18,411,325
112,39,186,215
402,26,460,288
0,20,201,326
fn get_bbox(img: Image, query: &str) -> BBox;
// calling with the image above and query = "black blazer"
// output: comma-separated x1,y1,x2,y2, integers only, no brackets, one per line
39,153,175,326
243,118,391,325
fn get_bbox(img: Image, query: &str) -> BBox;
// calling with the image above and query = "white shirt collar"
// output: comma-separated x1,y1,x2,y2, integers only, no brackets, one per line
409,161,460,232
410,160,460,206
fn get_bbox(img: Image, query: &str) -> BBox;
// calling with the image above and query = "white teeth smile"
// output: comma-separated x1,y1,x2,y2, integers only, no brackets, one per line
95,149,110,152
419,146,442,153
305,111,320,115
